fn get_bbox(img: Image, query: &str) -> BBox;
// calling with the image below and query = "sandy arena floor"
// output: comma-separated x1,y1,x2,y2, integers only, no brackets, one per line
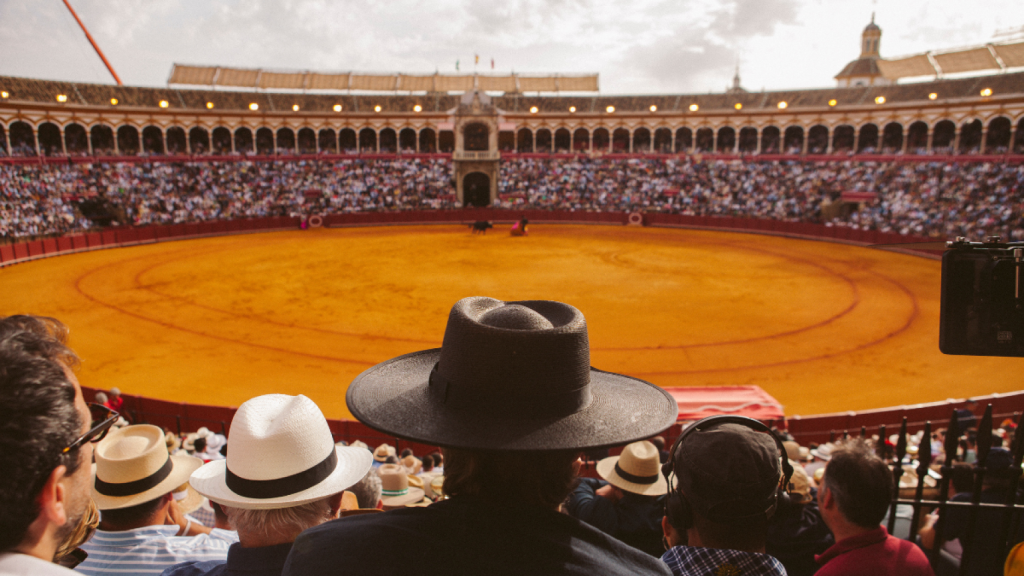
1,224,1019,419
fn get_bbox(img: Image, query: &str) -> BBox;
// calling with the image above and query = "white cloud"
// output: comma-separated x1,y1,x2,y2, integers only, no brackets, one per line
0,0,1020,94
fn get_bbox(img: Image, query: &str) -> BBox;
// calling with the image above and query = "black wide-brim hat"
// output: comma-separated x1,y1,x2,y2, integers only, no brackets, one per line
347,297,679,451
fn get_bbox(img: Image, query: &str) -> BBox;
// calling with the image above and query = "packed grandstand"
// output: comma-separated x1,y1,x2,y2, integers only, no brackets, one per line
2,157,1022,243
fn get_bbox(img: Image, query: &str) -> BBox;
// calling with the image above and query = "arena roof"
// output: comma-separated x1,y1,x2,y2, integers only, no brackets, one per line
167,64,600,93
876,40,1024,79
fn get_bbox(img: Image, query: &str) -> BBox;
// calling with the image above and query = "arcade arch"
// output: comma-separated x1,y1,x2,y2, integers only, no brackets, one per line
419,128,437,153
117,125,139,155
318,128,337,153
573,128,589,151
189,127,210,154
64,123,88,155
554,128,571,152
166,127,186,154
653,128,672,153
38,122,62,156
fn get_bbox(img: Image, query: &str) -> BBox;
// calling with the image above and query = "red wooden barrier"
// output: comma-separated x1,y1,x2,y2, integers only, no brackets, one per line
42,238,58,254
13,243,29,259
25,240,44,257
101,230,118,246
57,237,74,252
0,244,13,263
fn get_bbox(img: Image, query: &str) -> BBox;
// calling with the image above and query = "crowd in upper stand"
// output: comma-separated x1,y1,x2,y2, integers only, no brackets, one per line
1,157,1022,243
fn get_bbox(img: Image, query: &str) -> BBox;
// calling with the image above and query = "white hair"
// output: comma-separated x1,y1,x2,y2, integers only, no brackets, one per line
224,497,334,539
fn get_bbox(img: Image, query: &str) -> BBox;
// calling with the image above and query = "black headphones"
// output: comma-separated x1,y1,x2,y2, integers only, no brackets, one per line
662,415,793,533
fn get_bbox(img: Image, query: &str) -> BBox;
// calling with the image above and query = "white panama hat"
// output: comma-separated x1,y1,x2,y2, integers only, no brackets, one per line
190,394,373,510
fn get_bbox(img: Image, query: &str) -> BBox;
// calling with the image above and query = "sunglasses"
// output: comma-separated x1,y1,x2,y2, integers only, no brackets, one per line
63,403,120,454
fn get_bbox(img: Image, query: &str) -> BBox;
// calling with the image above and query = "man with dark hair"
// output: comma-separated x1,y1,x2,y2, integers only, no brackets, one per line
0,315,97,574
283,297,679,576
814,439,932,576
660,417,789,576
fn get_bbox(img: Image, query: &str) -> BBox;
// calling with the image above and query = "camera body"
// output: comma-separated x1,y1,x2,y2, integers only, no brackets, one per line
939,238,1024,357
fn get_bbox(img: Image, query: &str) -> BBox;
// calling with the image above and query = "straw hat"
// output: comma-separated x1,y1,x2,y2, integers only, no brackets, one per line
810,443,835,461
430,475,445,499
378,464,424,506
165,432,182,453
92,425,203,511
346,297,678,450
402,455,422,475
596,441,668,496
350,440,369,451
786,461,812,504
183,427,213,452
189,394,373,510
172,482,204,515
373,444,396,463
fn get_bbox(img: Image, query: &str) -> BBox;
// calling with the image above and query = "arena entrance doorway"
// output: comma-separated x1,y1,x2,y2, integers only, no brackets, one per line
463,172,491,207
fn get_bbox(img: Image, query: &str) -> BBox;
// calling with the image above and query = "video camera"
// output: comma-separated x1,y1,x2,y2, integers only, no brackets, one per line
940,237,1024,357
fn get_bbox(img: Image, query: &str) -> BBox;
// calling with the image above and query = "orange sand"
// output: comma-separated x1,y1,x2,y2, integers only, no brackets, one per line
1,224,1019,419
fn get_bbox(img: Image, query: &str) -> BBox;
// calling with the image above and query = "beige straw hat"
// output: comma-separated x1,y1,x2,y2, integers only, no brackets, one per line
373,444,397,463
596,440,668,496
402,455,422,475
172,482,204,515
92,425,203,511
190,394,373,510
378,464,424,506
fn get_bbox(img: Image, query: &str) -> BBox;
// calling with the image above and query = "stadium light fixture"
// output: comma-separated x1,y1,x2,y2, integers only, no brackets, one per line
688,104,698,112
928,93,938,100
828,99,837,107
374,105,382,112
206,101,215,109
159,100,169,108
56,94,68,103
110,98,118,105
606,105,615,113
530,106,539,113
874,96,886,104
980,88,992,97
734,103,742,110
649,104,657,112
333,104,342,112
249,103,259,111
292,104,300,112
0,90,8,99
569,106,576,113
414,104,422,112
777,101,787,109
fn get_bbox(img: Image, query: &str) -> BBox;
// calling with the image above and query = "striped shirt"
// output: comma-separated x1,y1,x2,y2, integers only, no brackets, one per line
76,526,237,576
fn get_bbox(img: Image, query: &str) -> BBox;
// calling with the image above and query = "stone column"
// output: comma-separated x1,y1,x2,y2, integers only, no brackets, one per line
952,125,961,154
1010,124,1019,155
980,128,989,154
901,126,909,155
800,129,808,155
926,127,934,154
826,129,833,155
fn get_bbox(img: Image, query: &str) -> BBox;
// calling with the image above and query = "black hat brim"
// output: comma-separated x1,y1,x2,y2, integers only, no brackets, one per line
347,349,679,451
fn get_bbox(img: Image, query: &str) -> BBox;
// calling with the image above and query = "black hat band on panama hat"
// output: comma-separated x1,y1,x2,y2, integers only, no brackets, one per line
429,300,594,420
95,456,173,497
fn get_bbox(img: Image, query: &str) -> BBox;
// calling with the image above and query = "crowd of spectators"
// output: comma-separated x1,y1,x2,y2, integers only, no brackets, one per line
2,157,1022,243
4,306,1021,576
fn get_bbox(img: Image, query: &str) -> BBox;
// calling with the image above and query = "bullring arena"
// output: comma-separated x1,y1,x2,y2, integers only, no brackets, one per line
1,220,1021,421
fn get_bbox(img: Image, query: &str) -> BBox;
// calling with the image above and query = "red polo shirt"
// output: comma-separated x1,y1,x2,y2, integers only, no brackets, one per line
815,526,933,576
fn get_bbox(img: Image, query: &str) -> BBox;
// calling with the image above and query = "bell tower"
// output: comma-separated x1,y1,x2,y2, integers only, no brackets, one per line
452,90,500,207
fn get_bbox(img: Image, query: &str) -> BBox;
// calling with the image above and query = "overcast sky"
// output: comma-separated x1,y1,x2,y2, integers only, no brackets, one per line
1,0,1021,95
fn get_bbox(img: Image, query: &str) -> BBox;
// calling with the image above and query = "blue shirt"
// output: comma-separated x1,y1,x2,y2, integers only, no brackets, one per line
161,542,293,576
662,545,788,576
76,525,237,576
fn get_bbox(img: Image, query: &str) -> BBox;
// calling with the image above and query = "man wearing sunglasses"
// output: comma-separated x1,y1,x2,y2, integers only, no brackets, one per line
0,315,97,574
